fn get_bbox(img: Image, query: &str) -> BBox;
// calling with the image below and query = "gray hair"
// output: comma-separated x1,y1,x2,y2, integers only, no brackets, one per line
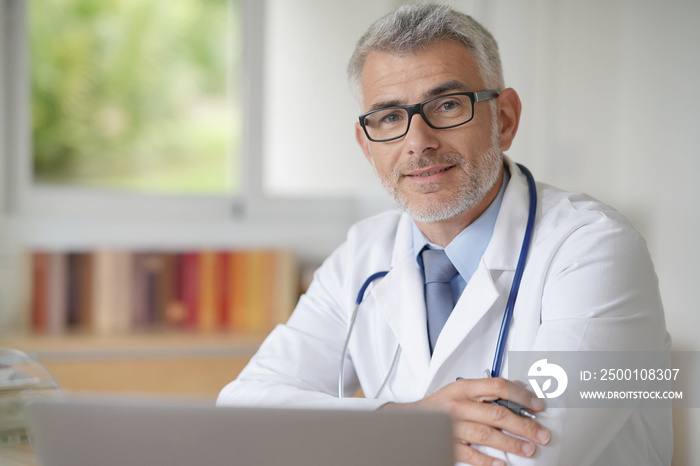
347,4,504,104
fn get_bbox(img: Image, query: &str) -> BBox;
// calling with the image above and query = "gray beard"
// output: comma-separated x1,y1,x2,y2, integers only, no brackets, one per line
381,138,502,223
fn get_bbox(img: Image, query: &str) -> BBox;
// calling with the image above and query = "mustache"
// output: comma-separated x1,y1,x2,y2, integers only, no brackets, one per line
390,152,463,181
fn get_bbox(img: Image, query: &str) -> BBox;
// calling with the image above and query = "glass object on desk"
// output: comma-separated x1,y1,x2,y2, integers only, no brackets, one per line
0,348,60,446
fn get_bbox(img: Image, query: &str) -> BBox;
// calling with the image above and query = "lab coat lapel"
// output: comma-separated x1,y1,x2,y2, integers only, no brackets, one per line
428,262,500,375
428,158,533,380
484,157,533,271
368,215,431,384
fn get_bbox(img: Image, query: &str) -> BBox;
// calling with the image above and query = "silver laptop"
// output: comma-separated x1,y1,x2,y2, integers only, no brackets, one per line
23,393,455,466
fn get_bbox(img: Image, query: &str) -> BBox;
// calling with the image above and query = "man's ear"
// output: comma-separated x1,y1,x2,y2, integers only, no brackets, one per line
496,88,522,151
355,121,373,164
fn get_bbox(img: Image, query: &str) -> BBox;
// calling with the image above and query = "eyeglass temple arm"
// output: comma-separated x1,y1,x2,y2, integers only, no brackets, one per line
474,90,500,101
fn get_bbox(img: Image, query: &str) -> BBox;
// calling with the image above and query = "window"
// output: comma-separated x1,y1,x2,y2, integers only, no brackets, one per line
30,0,240,195
0,0,371,257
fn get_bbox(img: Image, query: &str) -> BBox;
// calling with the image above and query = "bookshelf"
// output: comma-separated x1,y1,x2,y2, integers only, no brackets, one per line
0,247,308,398
28,249,300,335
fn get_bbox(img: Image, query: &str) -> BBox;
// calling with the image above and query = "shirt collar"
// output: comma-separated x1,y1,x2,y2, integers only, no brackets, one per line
412,166,510,283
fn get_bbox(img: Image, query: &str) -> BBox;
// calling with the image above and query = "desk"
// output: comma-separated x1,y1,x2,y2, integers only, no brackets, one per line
0,443,37,466
1,332,262,465
2,332,262,399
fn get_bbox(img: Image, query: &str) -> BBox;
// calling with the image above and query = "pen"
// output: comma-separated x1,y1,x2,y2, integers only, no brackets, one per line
492,398,536,420
455,377,536,419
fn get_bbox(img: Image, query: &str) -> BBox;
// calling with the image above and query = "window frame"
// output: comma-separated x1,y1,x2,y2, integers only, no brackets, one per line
0,0,358,261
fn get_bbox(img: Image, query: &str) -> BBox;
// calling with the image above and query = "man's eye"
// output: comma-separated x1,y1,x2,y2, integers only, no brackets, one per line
380,112,404,125
438,100,461,112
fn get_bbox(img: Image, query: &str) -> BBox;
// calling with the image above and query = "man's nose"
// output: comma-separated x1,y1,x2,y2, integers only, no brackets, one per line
403,113,439,156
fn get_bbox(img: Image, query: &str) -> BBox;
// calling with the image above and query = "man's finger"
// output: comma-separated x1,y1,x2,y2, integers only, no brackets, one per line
455,440,507,466
451,400,551,447
454,377,544,412
455,419,539,458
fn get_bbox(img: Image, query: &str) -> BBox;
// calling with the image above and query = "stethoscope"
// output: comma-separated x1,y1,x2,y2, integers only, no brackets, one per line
338,163,537,399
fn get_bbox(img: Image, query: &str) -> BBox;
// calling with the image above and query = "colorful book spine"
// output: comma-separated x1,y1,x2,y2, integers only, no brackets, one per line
91,250,117,334
218,252,230,329
273,250,299,326
166,254,188,327
76,252,94,329
27,249,301,335
227,251,247,332
159,253,177,327
30,252,49,332
197,251,221,332
181,252,199,330
46,252,68,334
245,251,268,333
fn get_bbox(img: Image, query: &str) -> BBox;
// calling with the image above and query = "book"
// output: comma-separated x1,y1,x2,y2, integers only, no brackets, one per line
91,250,132,334
46,252,67,334
76,253,94,329
245,250,268,332
132,252,149,328
159,253,177,327
165,254,188,327
30,252,49,332
140,253,171,327
66,253,81,328
273,250,299,325
181,252,200,330
218,252,230,329
197,251,222,332
226,251,247,332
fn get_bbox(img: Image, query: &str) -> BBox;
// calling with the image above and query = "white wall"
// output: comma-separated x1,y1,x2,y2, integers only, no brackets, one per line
262,0,394,199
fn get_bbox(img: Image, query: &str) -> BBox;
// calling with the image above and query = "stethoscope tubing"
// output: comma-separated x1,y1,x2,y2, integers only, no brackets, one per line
339,271,390,398
490,163,536,378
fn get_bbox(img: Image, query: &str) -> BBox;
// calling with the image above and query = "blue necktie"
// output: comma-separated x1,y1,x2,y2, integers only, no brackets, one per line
422,248,458,354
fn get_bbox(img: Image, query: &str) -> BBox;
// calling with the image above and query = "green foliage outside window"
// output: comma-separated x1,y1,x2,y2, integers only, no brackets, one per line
30,0,239,194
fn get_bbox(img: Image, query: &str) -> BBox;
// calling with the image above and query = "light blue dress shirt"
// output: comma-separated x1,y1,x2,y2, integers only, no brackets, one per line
412,167,510,305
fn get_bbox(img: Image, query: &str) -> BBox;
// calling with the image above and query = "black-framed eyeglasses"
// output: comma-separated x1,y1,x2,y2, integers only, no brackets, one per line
358,90,499,143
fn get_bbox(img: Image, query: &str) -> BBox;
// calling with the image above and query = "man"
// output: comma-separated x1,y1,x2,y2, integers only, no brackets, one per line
218,5,671,465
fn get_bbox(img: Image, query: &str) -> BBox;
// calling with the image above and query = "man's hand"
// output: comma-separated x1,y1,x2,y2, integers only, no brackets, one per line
381,377,550,466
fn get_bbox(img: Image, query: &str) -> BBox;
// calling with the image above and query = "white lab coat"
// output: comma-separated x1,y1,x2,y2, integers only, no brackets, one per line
218,157,672,465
